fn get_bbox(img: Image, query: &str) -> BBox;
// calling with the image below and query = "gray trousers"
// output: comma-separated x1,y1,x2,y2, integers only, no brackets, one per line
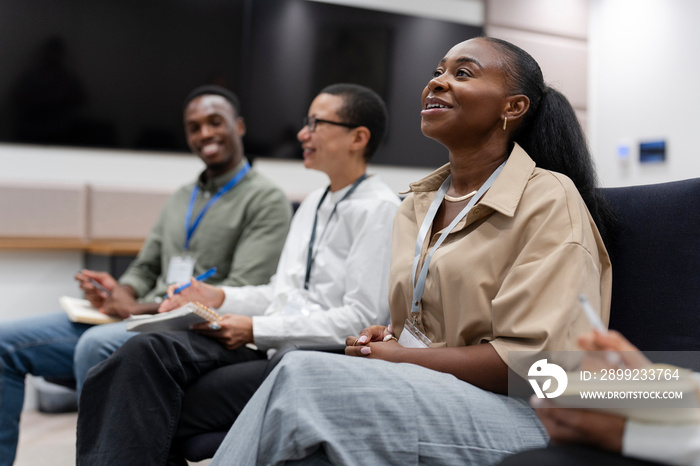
211,351,548,465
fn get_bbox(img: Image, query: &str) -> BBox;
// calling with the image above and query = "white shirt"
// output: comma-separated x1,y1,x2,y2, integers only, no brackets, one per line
217,175,400,352
623,373,700,465
624,421,700,465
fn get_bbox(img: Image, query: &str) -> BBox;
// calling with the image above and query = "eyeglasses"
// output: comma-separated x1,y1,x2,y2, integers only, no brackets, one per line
302,116,360,132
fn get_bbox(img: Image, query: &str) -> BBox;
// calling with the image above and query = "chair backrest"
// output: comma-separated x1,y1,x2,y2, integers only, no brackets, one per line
600,178,700,351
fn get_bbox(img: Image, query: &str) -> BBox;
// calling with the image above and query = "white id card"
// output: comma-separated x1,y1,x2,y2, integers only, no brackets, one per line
166,255,196,284
398,319,432,348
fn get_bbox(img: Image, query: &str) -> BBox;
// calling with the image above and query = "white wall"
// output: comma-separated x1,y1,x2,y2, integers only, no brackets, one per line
589,0,700,187
0,144,201,326
485,0,590,136
0,144,202,188
0,250,84,410
0,143,431,198
0,142,431,328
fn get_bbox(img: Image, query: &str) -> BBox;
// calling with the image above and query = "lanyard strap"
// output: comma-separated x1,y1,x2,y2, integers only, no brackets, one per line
410,161,506,320
184,161,251,250
304,174,367,290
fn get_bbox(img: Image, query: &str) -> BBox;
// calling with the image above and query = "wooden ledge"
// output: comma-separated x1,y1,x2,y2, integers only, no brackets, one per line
0,237,143,255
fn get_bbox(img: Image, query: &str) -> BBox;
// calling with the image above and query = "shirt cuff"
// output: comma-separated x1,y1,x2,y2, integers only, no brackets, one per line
623,420,700,465
251,315,285,351
219,286,241,313
117,277,149,299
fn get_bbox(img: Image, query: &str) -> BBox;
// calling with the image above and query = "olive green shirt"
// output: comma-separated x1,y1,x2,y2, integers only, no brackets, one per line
118,158,292,302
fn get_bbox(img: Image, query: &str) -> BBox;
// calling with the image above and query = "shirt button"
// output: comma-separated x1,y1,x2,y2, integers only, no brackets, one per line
472,208,481,215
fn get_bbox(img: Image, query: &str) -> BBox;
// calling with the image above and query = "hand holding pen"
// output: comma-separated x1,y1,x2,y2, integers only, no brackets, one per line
75,270,118,308
88,277,112,297
166,267,218,297
577,328,651,370
579,294,626,368
158,267,225,313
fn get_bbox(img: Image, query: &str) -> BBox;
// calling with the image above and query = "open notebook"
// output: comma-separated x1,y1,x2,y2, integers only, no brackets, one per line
124,302,220,332
60,296,121,325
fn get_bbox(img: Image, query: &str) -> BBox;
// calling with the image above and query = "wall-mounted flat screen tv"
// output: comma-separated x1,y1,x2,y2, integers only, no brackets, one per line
0,0,481,168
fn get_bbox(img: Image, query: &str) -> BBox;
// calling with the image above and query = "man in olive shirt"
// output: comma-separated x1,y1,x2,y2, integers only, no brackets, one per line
0,85,291,466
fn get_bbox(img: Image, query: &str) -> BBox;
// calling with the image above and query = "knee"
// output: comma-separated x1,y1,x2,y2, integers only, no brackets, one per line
274,351,342,380
74,327,113,370
116,333,161,357
0,319,33,354
0,320,38,366
79,333,166,388
74,327,102,360
114,332,182,364
74,324,134,367
276,350,321,369
0,329,16,369
0,326,13,355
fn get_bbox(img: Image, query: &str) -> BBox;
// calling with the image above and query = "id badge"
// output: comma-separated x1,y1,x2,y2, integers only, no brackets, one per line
398,318,432,348
166,255,196,284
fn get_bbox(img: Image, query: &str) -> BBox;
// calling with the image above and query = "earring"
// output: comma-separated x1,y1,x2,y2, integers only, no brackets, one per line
502,117,507,131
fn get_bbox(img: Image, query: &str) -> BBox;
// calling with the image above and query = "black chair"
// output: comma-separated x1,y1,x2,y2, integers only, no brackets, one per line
182,178,700,461
600,178,700,352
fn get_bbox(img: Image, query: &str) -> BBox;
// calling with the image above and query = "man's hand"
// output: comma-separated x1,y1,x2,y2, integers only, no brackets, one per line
75,270,118,308
100,285,141,319
191,314,253,350
158,278,225,313
532,398,626,453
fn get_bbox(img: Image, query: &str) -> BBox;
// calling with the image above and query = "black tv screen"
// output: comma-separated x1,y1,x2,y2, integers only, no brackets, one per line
0,0,481,168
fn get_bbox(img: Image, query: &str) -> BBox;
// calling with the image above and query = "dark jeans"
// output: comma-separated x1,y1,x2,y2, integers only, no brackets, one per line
498,444,666,466
76,330,268,466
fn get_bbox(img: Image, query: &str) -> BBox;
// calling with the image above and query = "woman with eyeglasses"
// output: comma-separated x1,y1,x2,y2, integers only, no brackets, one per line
209,37,615,465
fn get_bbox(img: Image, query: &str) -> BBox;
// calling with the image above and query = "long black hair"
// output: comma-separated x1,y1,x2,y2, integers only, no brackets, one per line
483,37,616,243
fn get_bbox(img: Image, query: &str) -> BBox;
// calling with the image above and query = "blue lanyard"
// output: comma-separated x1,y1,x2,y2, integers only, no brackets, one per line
184,162,250,250
410,162,505,322
304,174,367,290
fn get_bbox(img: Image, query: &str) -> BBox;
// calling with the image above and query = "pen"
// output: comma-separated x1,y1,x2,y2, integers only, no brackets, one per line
579,294,623,366
89,278,112,297
578,294,606,333
166,267,217,298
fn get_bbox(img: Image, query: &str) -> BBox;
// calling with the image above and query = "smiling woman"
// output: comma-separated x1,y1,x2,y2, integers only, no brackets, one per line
297,92,371,191
208,36,614,466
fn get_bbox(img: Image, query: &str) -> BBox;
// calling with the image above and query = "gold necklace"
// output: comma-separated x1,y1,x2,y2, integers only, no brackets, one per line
444,190,477,203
